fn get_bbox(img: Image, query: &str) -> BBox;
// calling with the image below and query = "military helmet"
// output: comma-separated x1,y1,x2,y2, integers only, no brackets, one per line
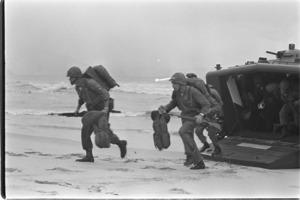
279,79,290,90
169,72,186,85
66,66,82,78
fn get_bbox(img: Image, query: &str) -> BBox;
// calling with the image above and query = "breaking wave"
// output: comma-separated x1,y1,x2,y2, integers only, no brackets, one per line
10,81,73,93
10,80,173,95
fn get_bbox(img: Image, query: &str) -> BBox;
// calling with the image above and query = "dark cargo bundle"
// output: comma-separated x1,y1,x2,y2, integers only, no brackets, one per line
84,65,119,91
151,110,171,150
94,114,110,148
95,130,110,148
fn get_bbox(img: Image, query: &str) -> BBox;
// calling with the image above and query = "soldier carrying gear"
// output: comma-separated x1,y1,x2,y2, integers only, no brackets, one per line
66,66,127,162
158,72,209,170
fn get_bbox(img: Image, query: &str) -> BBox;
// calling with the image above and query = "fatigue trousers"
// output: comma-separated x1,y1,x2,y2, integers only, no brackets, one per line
81,111,120,151
179,118,203,165
195,121,221,146
279,102,299,132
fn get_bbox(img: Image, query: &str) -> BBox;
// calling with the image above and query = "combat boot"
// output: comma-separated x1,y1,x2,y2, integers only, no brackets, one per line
212,145,222,156
190,160,206,170
76,150,94,162
184,154,194,167
199,142,210,152
118,140,127,158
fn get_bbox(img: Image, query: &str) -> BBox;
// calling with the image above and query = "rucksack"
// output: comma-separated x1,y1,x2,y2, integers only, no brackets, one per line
185,77,208,95
186,77,222,116
83,65,119,91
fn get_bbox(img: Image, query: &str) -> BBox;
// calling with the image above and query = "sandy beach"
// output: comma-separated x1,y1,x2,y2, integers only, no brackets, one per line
4,0,300,199
4,114,300,199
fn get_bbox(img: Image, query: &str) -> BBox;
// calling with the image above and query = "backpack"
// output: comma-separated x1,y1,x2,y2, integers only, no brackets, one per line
186,77,222,116
83,65,119,91
185,77,208,95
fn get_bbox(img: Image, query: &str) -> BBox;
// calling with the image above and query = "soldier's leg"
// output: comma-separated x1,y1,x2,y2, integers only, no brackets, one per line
207,125,222,156
107,123,127,158
179,119,204,168
195,125,210,152
76,111,102,162
279,103,293,137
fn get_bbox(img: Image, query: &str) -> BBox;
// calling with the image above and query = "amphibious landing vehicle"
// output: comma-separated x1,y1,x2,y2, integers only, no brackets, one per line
202,44,299,169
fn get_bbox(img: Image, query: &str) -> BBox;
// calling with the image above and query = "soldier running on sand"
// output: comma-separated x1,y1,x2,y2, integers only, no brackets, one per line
66,66,127,162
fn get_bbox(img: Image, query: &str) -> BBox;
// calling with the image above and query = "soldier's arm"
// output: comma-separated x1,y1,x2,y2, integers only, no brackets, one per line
161,91,177,113
75,87,85,114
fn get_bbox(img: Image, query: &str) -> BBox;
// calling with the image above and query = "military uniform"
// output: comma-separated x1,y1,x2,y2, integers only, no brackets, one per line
164,86,211,165
160,72,211,169
67,66,127,162
75,78,124,152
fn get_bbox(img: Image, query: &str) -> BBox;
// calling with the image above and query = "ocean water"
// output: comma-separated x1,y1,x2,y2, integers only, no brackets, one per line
5,74,184,139
5,76,172,115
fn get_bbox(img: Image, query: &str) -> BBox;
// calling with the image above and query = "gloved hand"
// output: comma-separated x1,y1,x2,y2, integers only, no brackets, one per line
158,105,167,114
100,107,109,115
74,109,80,116
195,114,203,124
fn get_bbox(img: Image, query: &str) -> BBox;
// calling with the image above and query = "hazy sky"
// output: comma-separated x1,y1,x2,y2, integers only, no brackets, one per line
5,0,300,80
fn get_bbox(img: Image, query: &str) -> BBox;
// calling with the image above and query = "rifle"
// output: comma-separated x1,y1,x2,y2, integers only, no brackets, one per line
49,110,121,117
168,112,221,129
168,113,196,121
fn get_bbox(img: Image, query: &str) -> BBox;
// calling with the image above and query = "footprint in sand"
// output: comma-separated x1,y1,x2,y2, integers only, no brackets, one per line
223,169,237,174
55,153,85,160
6,168,22,173
88,185,105,193
46,167,83,173
105,192,119,196
6,151,28,157
159,167,176,171
35,180,73,187
24,151,52,156
100,157,113,161
108,168,134,172
141,165,156,169
37,190,58,196
169,188,190,194
141,177,163,182
124,158,145,163
141,166,176,171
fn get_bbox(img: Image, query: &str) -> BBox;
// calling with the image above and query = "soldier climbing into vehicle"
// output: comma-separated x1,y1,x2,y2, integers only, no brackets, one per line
185,73,223,155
